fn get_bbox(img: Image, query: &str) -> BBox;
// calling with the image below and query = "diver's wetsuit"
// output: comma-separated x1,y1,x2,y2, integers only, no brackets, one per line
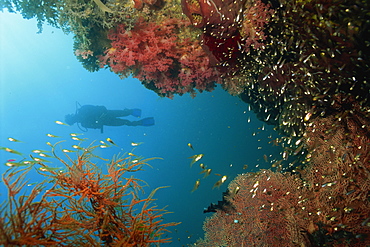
77,105,133,133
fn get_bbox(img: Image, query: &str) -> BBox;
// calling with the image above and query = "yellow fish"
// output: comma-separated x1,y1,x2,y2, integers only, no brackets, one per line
188,154,203,167
187,143,194,150
191,180,200,192
200,168,212,178
70,133,84,136
46,133,60,138
32,149,49,154
30,155,50,163
39,166,61,172
199,163,206,169
5,161,28,167
72,145,84,150
304,106,316,122
20,160,37,165
55,120,69,126
232,186,240,195
131,142,143,146
38,153,53,158
293,143,304,156
71,136,87,141
106,138,117,146
8,137,22,142
0,147,23,156
27,182,38,187
213,175,227,189
271,159,283,168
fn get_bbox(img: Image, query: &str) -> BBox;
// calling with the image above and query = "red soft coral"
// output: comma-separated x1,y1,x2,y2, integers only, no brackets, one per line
100,18,221,97
178,44,222,92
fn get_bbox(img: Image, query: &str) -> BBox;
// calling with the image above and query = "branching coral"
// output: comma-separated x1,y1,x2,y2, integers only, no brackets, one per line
0,142,178,246
300,100,370,240
195,99,370,246
194,170,310,246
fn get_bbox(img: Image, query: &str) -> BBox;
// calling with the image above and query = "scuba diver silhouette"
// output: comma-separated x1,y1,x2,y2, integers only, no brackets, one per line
65,104,155,133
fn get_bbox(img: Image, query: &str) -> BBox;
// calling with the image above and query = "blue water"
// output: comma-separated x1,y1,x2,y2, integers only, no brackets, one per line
0,12,282,246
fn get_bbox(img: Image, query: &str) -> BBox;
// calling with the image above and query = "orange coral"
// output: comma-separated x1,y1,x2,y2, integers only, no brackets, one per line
0,167,61,246
0,142,178,246
195,170,310,246
195,95,370,246
300,105,370,241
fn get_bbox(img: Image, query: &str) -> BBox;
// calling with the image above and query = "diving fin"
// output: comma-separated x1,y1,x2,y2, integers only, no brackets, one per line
140,117,155,126
131,109,142,117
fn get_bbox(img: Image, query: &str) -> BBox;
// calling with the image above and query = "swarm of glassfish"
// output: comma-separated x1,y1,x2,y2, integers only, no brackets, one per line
182,0,370,141
187,144,228,192
195,94,370,245
238,0,370,139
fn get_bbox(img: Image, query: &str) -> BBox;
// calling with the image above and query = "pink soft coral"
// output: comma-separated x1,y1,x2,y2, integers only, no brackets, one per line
241,0,274,51
100,19,221,97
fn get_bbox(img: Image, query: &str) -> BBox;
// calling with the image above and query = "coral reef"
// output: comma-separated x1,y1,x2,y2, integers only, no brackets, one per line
99,18,221,97
182,0,274,73
195,96,370,246
300,102,370,242
0,142,178,245
2,0,370,245
3,0,369,104
195,170,310,246
237,0,370,136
